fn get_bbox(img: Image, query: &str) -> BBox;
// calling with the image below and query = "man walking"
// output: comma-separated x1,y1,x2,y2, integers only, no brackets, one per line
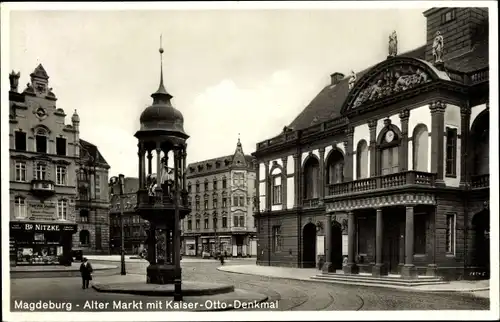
79,257,93,289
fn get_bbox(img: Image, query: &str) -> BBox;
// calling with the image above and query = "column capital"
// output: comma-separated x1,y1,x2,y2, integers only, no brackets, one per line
399,109,410,121
368,119,378,130
346,126,355,138
281,156,288,164
319,147,326,154
405,205,414,211
460,105,471,117
293,152,300,160
375,207,383,213
325,213,332,218
429,101,447,114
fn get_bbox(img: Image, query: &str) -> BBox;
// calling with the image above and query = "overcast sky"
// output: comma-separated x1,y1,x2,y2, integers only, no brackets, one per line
8,5,428,178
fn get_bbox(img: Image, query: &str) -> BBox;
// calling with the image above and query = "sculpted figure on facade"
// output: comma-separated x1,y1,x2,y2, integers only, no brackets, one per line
432,31,444,63
9,71,20,91
348,70,357,90
388,30,398,57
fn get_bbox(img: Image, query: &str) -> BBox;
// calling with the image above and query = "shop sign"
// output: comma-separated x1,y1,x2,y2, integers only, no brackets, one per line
10,222,77,233
29,201,56,220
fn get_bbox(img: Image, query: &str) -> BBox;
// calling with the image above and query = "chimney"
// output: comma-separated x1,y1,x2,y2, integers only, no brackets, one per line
423,7,488,62
330,72,345,85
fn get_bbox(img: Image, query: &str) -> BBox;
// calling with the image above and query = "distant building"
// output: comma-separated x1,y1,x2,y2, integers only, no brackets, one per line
109,177,147,255
183,139,257,257
9,64,79,265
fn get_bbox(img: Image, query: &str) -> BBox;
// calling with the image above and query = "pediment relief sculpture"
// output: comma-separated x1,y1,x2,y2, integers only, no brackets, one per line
350,64,431,109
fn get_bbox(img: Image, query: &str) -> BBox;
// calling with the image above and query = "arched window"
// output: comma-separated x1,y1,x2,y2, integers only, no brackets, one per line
35,128,48,153
213,215,218,229
80,230,90,245
326,150,345,184
413,124,429,172
378,127,401,175
471,111,489,176
356,140,369,179
303,156,320,199
14,196,27,219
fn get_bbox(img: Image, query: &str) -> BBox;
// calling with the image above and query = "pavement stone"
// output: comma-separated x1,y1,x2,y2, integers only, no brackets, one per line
217,264,491,297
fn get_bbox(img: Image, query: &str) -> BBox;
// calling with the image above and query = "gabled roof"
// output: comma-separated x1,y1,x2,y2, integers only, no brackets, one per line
288,45,426,131
30,64,49,80
80,139,110,168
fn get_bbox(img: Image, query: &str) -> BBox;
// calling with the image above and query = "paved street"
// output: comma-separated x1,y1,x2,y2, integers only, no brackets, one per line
10,259,489,311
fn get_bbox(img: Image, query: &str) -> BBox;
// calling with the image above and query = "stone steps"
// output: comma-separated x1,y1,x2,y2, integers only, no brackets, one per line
311,273,447,287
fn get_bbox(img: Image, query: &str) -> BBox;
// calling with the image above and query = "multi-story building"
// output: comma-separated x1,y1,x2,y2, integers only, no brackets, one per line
183,139,257,257
9,64,79,265
109,177,148,255
253,7,489,280
75,139,111,255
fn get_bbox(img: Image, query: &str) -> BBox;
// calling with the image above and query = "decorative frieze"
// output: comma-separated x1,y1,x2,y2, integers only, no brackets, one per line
326,192,436,212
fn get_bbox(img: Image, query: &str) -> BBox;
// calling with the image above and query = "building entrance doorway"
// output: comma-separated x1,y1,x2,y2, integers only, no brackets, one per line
330,221,343,270
472,209,490,277
302,223,316,268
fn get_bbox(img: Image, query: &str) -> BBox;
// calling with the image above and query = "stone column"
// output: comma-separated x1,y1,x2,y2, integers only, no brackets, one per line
264,161,270,211
372,208,387,276
399,109,410,171
426,208,437,276
430,101,447,186
147,150,153,176
182,147,187,191
254,160,260,211
282,156,288,209
398,220,405,273
322,213,334,272
401,206,417,278
155,146,162,183
343,211,359,274
368,119,378,177
293,153,300,208
318,148,325,199
138,144,145,189
343,126,354,182
460,105,471,188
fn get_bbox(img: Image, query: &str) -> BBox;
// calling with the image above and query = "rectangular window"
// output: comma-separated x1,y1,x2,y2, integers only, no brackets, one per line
272,176,282,205
57,199,68,220
213,218,218,229
204,182,209,191
222,179,227,189
204,200,208,210
213,199,218,209
445,214,456,255
414,214,427,255
204,218,209,229
188,185,192,193
222,217,227,228
380,146,399,175
239,216,245,228
56,137,67,156
239,196,245,207
222,198,227,208
56,165,67,185
15,161,27,182
196,184,200,193
196,201,200,211
35,163,47,180
213,180,217,190
445,127,457,177
187,220,192,230
196,219,200,230
15,131,27,151
272,225,281,252
14,197,27,219
95,174,101,197
233,196,238,207
233,215,238,227
35,134,47,153
441,9,456,24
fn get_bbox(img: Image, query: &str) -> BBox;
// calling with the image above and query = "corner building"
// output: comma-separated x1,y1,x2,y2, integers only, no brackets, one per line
253,8,489,280
183,139,257,257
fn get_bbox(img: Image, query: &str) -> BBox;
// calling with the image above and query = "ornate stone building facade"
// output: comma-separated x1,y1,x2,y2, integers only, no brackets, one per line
109,177,148,255
183,139,258,257
75,139,111,255
253,8,489,280
9,65,79,265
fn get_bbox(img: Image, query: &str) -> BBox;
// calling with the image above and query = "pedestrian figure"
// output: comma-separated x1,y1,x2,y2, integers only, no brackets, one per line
79,257,93,289
219,253,225,265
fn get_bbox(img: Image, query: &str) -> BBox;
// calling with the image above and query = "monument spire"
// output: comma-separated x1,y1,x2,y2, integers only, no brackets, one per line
151,34,172,103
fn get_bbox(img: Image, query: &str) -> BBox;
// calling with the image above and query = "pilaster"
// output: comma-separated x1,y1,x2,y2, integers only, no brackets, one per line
372,208,387,276
399,109,410,171
368,119,378,177
293,153,300,208
343,126,354,182
264,161,270,211
322,213,335,273
401,205,417,279
343,211,358,274
318,148,325,199
460,104,471,188
429,101,447,186
281,156,288,210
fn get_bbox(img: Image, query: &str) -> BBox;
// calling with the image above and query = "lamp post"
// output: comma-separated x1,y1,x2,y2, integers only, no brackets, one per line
110,174,126,275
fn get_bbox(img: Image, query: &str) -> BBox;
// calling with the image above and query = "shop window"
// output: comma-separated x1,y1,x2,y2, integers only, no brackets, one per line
35,128,48,153
222,216,228,228
446,214,456,255
35,163,47,180
80,230,90,246
14,196,27,219
15,131,27,151
445,127,457,177
56,137,66,156
272,225,282,252
414,214,427,255
56,165,67,185
15,161,27,182
57,199,68,220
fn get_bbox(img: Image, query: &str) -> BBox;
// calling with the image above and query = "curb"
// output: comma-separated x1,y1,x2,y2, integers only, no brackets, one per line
216,267,490,294
10,264,117,273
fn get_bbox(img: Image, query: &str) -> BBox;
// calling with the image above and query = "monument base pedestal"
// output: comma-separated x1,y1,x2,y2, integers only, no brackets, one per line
146,263,181,284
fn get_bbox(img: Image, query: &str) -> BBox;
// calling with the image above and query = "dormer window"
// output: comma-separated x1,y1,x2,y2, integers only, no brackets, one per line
35,128,48,153
441,9,456,24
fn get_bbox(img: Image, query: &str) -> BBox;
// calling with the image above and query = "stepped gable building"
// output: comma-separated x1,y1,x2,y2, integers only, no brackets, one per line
75,138,111,254
252,7,489,280
109,177,148,255
183,138,258,257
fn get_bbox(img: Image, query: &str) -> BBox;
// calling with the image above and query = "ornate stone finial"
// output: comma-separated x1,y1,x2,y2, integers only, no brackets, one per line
348,70,357,90
399,109,410,120
151,34,171,102
9,70,20,92
432,31,444,64
388,30,398,58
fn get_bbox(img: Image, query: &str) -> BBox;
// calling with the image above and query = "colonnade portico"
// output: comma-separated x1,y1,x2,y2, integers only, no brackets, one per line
323,197,433,279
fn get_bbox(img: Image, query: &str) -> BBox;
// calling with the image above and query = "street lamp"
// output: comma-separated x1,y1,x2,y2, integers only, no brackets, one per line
109,174,126,275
